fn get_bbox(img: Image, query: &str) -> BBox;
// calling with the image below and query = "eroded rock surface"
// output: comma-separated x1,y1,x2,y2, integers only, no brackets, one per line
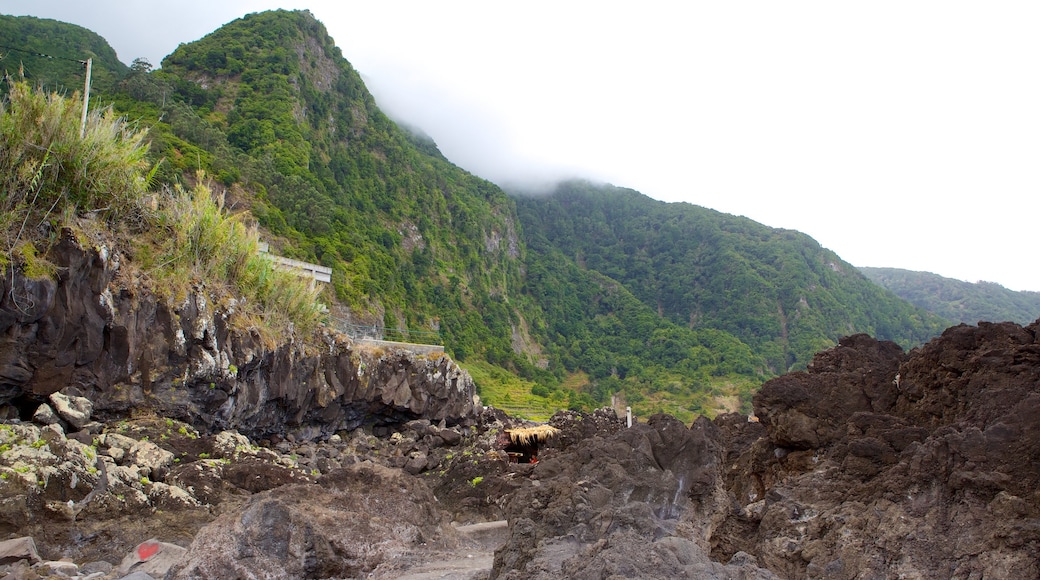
0,234,478,442
713,325,1040,579
488,413,776,579
169,462,461,579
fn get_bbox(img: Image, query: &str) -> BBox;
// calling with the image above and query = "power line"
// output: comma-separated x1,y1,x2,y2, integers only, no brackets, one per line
0,43,88,64
0,42,93,136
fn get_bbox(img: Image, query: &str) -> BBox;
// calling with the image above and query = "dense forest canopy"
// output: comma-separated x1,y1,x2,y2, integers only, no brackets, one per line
1,9,960,421
0,14,126,93
861,267,1040,326
515,181,949,373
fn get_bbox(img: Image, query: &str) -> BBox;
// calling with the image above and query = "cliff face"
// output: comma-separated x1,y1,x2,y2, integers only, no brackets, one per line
0,229,477,440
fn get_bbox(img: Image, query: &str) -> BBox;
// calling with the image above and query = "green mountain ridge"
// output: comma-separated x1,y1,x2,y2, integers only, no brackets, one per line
516,181,949,374
1,9,953,421
860,267,1040,326
0,14,127,93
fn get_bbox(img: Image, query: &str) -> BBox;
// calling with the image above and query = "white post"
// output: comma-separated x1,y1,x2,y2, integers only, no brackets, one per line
79,58,92,138
626,406,632,428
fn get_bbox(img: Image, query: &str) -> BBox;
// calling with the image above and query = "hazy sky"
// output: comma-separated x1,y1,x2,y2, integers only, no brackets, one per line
5,1,1039,291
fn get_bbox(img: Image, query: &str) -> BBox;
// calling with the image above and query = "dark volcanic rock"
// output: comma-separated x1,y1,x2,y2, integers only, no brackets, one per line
489,412,776,579
168,462,461,579
753,333,905,450
712,324,1040,579
492,327,1040,579
0,234,478,440
546,407,625,451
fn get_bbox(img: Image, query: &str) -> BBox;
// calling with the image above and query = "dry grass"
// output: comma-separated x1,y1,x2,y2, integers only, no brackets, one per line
0,82,327,344
505,425,561,446
0,81,150,258
145,174,328,340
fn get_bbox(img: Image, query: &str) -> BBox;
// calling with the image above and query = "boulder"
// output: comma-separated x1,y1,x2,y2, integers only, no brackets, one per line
168,463,460,579
0,536,40,564
126,440,175,481
32,403,60,426
211,430,252,460
403,453,428,475
147,482,201,509
48,391,94,430
36,560,78,576
437,427,462,446
117,539,187,578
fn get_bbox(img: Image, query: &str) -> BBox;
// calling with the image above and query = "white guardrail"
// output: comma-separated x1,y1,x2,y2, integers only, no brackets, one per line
258,242,332,283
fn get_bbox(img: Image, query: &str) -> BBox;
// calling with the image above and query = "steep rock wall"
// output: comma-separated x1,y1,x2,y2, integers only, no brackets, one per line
0,230,477,440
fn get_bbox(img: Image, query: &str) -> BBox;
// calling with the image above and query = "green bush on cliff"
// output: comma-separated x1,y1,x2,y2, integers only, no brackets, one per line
0,81,325,341
0,80,151,255
149,174,327,338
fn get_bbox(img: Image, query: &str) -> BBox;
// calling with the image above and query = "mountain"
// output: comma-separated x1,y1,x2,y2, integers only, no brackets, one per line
149,10,533,368
1,12,1036,578
860,266,1040,325
0,10,951,420
515,181,950,374
0,13,127,92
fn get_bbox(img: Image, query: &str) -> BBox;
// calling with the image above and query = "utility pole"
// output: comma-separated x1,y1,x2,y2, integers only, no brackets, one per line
79,57,91,138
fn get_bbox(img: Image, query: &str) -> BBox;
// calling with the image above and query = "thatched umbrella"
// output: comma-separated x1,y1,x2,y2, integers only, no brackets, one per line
503,425,560,463
505,425,561,446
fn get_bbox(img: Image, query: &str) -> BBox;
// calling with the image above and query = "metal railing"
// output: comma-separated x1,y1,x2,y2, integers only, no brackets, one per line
334,319,443,346
258,242,332,283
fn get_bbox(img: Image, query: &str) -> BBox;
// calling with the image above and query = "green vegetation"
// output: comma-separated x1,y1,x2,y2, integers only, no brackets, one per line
140,10,533,369
517,243,766,420
0,11,955,424
515,181,949,374
0,79,326,343
860,267,1040,325
0,81,150,258
0,14,127,95
147,175,326,336
463,361,564,421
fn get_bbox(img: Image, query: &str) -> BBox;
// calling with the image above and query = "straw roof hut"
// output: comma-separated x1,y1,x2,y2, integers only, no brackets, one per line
505,425,560,446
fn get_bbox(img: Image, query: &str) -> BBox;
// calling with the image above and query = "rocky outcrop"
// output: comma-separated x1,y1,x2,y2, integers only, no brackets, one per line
474,324,1040,579
4,229,1039,578
0,411,316,566
712,325,1040,579
168,462,461,579
488,413,776,579
1,399,484,572
0,231,478,441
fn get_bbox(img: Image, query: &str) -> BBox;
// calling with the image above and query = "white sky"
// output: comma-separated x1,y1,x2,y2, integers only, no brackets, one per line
4,1,1039,291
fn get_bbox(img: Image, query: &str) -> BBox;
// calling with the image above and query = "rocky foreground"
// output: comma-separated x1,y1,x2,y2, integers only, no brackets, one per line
1,238,1038,578
0,319,1036,578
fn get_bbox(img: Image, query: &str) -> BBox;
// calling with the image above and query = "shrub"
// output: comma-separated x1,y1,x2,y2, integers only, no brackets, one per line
150,173,327,337
0,81,151,254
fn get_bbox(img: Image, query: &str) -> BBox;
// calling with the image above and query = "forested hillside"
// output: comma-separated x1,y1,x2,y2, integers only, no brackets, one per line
0,14,126,93
515,181,949,373
2,9,952,421
117,10,536,371
860,267,1040,325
